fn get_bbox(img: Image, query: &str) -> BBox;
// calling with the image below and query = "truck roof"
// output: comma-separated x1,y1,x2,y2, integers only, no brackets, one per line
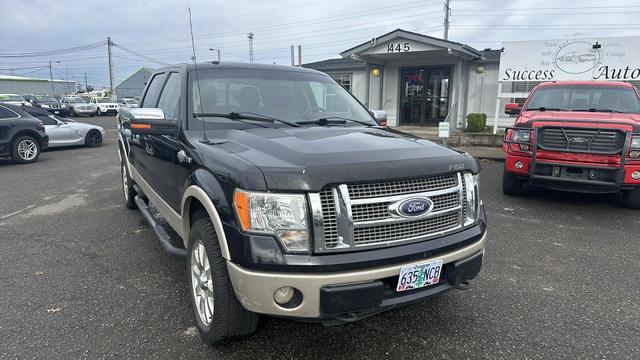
537,81,636,88
154,61,328,76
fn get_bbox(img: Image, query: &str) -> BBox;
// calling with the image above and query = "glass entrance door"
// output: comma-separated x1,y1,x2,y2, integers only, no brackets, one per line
399,66,451,126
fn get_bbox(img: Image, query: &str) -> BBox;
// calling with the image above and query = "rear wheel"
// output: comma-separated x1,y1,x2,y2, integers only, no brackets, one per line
96,107,102,116
85,130,102,147
188,212,259,344
621,188,640,209
121,161,137,209
503,166,524,196
10,135,40,164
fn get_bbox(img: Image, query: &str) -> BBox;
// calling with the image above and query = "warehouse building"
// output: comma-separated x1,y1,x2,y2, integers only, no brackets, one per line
115,67,153,98
0,74,76,97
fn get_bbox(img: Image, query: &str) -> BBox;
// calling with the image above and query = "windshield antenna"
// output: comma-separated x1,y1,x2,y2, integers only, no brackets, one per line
188,7,209,144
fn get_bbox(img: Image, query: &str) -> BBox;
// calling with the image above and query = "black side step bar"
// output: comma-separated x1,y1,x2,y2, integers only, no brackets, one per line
134,195,187,257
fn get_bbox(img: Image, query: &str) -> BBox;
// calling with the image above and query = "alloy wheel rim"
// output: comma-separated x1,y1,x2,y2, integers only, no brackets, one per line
191,239,214,326
122,165,129,201
88,132,100,145
17,139,37,160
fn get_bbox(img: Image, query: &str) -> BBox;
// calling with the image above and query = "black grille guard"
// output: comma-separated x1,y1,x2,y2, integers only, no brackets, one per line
504,124,640,187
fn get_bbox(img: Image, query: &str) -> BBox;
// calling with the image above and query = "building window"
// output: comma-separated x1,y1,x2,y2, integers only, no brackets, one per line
329,73,352,92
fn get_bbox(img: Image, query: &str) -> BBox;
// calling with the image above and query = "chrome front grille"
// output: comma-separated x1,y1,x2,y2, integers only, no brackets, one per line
311,173,470,253
538,127,625,154
347,174,458,199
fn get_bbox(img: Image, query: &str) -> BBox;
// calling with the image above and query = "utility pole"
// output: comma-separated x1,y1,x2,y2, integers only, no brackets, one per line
247,33,254,63
443,0,451,40
298,45,302,66
84,73,88,92
208,48,221,62
290,45,295,66
107,37,115,97
48,60,55,96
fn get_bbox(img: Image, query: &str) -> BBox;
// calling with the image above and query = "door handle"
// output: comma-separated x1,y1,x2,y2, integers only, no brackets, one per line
177,150,192,164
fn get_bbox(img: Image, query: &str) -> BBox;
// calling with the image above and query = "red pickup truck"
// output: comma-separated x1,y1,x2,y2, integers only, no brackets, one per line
502,81,640,208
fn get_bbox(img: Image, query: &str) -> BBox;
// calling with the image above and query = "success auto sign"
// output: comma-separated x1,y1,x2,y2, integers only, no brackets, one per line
498,36,640,82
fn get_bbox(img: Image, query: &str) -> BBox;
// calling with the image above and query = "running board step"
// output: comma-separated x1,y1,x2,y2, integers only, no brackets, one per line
134,195,187,257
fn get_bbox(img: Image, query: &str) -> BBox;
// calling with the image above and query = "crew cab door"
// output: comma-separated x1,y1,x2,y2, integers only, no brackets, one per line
128,71,184,211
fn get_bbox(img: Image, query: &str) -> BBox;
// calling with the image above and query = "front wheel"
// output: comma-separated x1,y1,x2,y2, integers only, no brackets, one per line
96,108,102,116
188,212,259,344
85,130,102,147
10,135,40,164
503,167,524,196
621,188,640,209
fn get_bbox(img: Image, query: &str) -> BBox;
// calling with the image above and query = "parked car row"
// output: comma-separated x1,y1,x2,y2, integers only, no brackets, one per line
0,93,141,117
0,103,105,164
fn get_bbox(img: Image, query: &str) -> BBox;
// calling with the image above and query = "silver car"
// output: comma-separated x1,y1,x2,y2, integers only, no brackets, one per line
24,106,105,148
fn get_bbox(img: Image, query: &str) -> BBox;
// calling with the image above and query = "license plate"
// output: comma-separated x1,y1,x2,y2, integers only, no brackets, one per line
396,259,443,292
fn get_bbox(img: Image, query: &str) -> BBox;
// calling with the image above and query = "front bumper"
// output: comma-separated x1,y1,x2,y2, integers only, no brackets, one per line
226,231,486,319
74,107,96,114
41,107,68,115
98,106,119,113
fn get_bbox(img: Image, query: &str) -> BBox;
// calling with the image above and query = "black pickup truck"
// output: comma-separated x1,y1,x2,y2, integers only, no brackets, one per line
117,62,487,344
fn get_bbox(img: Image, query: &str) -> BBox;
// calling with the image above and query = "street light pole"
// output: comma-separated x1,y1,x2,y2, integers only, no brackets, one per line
49,60,54,96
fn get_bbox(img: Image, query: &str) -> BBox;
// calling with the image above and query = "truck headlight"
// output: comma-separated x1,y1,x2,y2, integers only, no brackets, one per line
234,190,309,252
510,129,530,143
631,137,640,149
463,172,480,226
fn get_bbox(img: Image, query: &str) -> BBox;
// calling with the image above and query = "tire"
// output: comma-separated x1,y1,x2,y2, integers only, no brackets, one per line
96,108,102,116
621,188,640,209
85,130,102,147
502,166,524,196
120,161,137,209
188,212,259,344
10,135,40,164
89,111,96,117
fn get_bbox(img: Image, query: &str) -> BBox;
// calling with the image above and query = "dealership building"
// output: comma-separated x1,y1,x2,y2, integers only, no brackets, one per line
304,29,640,130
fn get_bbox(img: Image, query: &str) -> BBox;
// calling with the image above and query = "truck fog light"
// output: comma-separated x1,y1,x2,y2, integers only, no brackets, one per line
519,144,530,151
629,150,640,158
514,161,524,169
274,286,295,305
632,171,640,180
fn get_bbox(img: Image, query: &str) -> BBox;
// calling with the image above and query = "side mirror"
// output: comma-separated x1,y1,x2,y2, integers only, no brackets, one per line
504,103,521,115
369,109,387,126
120,107,176,135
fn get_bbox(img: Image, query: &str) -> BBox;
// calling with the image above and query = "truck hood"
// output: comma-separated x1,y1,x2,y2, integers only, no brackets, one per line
517,110,640,130
209,126,479,191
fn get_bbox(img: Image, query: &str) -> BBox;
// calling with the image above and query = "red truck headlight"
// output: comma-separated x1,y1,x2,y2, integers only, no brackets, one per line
508,129,532,151
629,137,640,158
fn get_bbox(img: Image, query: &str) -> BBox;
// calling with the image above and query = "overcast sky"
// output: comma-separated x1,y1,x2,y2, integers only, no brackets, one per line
0,0,638,88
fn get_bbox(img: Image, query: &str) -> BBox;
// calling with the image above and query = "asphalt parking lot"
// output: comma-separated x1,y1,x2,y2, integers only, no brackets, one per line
1,116,639,359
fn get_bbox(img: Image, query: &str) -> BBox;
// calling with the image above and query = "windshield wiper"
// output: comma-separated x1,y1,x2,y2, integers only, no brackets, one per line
524,107,566,112
192,112,299,127
296,116,373,127
572,108,625,113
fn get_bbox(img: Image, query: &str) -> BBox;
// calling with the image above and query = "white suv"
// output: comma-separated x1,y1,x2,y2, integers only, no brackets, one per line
90,97,120,115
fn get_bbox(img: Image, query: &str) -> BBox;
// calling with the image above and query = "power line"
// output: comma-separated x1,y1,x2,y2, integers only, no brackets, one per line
0,41,106,58
113,44,170,66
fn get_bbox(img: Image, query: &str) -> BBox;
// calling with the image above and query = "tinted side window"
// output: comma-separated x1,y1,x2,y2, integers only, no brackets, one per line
141,73,166,108
156,73,181,119
40,116,57,125
0,106,18,119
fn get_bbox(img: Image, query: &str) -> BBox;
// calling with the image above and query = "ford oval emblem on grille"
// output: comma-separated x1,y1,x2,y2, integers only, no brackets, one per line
389,197,434,219
569,137,589,144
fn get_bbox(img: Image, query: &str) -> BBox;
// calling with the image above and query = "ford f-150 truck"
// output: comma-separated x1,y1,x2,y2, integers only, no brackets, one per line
503,81,640,208
117,62,487,344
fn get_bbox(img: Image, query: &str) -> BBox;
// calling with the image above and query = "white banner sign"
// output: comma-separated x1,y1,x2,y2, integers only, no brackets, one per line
499,36,640,82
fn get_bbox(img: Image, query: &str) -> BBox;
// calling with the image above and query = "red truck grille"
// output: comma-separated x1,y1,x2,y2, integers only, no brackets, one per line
538,127,625,154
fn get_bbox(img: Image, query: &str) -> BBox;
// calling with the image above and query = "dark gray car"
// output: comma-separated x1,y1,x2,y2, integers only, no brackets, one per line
0,104,49,163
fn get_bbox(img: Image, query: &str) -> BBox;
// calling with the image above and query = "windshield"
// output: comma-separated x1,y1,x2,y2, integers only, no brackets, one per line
36,96,57,102
190,69,375,127
70,97,86,103
525,85,640,113
96,98,112,103
0,94,24,101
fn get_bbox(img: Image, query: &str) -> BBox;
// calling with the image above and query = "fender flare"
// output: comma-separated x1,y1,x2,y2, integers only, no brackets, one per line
181,186,231,260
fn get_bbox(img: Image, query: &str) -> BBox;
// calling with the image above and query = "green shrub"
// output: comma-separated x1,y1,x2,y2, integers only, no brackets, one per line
466,113,487,132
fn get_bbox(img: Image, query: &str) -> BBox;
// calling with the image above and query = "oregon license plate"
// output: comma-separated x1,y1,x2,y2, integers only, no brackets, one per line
396,259,443,292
